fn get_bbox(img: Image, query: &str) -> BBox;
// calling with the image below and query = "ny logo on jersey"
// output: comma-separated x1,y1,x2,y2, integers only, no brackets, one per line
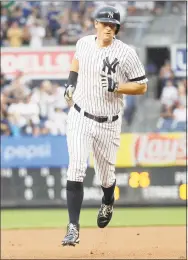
108,12,114,18
102,57,119,75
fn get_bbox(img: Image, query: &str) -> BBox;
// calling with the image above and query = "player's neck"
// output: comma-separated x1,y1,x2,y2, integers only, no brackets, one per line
96,37,113,48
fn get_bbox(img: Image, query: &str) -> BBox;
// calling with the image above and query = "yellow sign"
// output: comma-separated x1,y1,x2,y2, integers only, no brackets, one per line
129,171,150,188
88,133,186,167
114,186,120,200
179,184,187,200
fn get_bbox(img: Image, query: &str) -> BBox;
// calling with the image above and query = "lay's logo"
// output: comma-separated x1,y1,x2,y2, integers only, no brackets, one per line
134,133,186,166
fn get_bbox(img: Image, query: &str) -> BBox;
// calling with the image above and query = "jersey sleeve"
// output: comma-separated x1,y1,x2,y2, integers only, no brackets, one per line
124,47,148,84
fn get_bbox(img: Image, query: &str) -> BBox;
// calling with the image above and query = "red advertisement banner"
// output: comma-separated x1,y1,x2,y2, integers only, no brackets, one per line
1,47,75,79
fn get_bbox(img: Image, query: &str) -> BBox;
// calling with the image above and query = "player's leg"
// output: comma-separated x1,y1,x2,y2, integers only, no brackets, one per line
93,120,121,228
62,108,94,246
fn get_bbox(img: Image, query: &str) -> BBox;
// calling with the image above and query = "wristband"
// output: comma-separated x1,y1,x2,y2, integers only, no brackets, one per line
67,71,78,87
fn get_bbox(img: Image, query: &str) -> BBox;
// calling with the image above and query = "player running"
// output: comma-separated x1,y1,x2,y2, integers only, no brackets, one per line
62,5,148,246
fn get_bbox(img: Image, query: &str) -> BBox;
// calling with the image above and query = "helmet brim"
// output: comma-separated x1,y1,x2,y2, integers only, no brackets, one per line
95,18,120,25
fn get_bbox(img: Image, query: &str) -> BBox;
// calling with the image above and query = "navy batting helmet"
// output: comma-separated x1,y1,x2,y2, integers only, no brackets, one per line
95,6,121,35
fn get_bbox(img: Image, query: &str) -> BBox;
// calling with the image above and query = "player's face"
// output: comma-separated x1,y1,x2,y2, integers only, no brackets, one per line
95,21,116,42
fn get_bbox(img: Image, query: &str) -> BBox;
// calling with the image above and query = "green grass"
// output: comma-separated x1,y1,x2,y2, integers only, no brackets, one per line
1,207,186,230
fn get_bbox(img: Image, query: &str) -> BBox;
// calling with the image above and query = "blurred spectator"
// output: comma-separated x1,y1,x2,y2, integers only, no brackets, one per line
159,60,175,93
9,5,27,27
43,28,57,46
56,12,70,44
21,2,33,19
172,102,186,123
160,80,178,108
22,25,31,46
29,19,45,48
0,93,10,136
171,102,186,132
46,3,60,37
81,18,95,37
1,0,161,48
30,80,53,122
49,83,69,111
0,23,8,47
70,1,83,12
1,7,9,46
82,1,96,20
2,71,31,103
159,60,174,80
7,112,22,137
59,12,82,45
7,94,40,136
177,80,186,107
157,78,186,132
156,104,174,132
45,106,68,136
0,73,10,90
26,6,41,26
7,21,23,47
1,7,8,26
160,104,174,120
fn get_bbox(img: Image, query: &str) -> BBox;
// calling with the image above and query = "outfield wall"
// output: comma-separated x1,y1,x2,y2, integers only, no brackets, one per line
1,133,186,208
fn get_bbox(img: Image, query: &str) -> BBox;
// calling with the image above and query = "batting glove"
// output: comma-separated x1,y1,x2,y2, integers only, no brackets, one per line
64,84,76,102
100,72,118,93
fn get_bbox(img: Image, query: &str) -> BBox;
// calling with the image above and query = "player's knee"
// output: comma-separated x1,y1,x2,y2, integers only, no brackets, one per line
67,163,87,182
101,174,116,188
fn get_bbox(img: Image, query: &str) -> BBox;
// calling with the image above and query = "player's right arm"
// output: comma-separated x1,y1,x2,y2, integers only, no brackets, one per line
64,43,80,102
117,47,148,95
100,47,148,95
70,57,79,73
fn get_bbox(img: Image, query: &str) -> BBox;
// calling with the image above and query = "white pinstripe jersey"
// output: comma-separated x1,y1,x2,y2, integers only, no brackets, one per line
73,35,148,117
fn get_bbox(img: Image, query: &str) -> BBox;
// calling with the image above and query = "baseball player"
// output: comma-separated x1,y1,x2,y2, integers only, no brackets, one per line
62,6,148,246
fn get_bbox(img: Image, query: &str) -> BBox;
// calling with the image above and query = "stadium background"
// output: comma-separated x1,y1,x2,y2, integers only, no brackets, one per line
1,1,187,259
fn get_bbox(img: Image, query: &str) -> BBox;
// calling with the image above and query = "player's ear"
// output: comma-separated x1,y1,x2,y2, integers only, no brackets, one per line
94,20,98,29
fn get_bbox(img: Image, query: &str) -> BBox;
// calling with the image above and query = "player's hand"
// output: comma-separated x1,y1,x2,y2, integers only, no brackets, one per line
100,72,118,92
64,84,76,102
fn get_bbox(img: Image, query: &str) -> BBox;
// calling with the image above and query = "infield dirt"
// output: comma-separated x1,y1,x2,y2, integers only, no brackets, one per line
1,226,186,259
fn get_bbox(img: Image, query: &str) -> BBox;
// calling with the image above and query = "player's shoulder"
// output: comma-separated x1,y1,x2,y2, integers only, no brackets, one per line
115,38,137,55
76,35,95,45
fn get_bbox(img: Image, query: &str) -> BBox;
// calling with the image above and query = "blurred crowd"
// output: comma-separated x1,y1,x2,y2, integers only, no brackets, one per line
0,1,186,137
1,1,186,47
1,71,69,137
156,60,187,132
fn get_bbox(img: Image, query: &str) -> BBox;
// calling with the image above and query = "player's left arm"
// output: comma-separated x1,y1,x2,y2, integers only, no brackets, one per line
116,48,148,95
116,81,147,95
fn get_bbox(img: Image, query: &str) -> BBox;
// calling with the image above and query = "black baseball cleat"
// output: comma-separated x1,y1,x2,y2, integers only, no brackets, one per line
97,203,113,228
62,223,80,247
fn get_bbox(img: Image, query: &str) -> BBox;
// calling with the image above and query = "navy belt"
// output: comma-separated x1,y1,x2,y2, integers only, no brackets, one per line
74,104,119,123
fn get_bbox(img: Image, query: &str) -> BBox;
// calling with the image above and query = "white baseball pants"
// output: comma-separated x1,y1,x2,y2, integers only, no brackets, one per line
66,106,121,188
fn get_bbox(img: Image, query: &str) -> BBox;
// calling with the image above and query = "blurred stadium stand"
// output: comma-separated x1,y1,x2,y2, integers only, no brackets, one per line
1,1,187,136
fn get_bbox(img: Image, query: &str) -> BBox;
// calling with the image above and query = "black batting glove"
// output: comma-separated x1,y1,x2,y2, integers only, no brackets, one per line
64,83,76,102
